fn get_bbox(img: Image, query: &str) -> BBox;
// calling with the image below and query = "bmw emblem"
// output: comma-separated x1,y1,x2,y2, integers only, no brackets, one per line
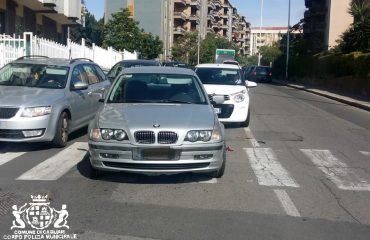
153,124,160,128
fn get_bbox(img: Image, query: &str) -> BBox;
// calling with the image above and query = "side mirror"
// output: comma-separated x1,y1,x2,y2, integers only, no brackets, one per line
71,81,88,90
211,95,225,105
245,81,257,88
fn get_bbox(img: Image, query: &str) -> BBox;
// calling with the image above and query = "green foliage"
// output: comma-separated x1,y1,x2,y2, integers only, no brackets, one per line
199,33,239,63
258,42,281,66
337,0,370,53
103,8,163,59
70,11,104,46
171,32,199,66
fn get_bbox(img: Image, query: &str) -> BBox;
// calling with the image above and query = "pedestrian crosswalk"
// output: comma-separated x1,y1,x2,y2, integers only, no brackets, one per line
0,141,370,192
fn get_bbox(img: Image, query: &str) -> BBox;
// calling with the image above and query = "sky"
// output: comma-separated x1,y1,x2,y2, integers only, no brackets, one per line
84,0,306,28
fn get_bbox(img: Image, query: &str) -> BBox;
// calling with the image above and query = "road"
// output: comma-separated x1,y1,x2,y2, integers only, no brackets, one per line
0,82,370,239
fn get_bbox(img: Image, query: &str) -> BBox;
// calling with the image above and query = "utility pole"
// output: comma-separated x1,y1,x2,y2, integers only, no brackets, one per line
258,0,263,66
285,0,291,80
197,31,200,64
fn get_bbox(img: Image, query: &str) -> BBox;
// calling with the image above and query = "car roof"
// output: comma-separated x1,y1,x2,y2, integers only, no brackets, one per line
12,57,94,67
195,63,241,69
122,66,196,75
117,59,160,64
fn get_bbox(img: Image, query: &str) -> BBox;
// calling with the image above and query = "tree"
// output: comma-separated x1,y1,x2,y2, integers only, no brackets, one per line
258,42,281,66
199,33,239,63
337,0,370,53
103,8,163,59
171,32,199,65
69,11,104,46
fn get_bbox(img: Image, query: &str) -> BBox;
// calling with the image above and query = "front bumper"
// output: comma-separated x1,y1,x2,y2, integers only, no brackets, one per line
0,115,55,142
89,141,225,174
216,102,249,123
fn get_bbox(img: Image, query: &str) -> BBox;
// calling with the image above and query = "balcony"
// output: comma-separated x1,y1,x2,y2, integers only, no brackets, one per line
13,0,57,13
174,12,187,21
207,27,215,33
190,0,201,9
214,0,221,8
173,26,186,35
55,0,83,22
189,14,200,23
39,0,57,8
174,0,187,7
207,14,215,22
212,22,222,29
208,1,216,10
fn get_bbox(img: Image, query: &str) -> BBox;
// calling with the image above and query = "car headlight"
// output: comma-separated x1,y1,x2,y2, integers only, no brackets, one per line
211,128,221,141
233,93,245,103
100,129,127,141
185,130,212,142
21,106,52,117
114,129,126,141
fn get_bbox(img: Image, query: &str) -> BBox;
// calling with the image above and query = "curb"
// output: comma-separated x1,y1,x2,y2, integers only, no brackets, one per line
273,80,370,112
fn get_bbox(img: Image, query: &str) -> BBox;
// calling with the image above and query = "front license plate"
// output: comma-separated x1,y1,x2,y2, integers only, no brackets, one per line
140,148,176,160
214,108,221,114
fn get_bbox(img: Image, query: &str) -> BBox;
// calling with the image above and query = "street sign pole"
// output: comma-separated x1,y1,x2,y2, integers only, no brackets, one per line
285,0,291,80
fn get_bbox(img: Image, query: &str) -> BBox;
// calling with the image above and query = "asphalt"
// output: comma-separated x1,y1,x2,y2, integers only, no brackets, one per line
273,79,370,111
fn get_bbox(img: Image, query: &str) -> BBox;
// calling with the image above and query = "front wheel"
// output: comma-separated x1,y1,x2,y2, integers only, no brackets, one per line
52,112,69,148
240,109,250,128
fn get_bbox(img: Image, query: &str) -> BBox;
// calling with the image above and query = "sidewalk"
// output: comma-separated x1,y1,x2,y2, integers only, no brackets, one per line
273,79,370,111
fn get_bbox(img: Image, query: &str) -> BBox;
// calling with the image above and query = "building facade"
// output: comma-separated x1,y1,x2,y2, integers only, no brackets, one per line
0,0,84,43
105,0,251,60
249,27,287,56
304,0,353,51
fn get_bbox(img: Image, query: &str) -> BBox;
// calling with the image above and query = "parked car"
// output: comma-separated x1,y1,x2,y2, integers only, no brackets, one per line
246,66,272,83
88,66,226,178
107,59,161,82
162,61,189,68
194,63,257,127
0,56,110,147
223,60,240,66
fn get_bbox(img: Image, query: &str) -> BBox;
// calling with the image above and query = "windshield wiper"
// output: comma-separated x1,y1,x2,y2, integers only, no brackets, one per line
158,100,193,104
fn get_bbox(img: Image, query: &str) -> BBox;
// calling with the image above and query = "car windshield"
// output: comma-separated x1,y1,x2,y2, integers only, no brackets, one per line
0,63,69,89
108,73,207,104
195,67,243,85
107,61,160,79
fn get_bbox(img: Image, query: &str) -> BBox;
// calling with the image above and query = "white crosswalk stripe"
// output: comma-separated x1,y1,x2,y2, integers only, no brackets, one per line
359,151,370,157
0,152,26,166
244,128,260,147
244,148,299,187
301,149,370,191
16,142,88,181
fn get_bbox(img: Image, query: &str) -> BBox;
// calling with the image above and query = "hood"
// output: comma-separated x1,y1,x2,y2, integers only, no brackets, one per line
203,84,246,95
98,103,215,131
0,86,65,107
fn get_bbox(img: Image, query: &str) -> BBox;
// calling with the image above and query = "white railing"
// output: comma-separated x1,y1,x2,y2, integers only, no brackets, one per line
0,32,137,69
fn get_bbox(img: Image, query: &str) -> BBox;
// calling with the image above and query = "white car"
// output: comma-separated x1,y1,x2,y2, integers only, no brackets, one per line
194,64,257,127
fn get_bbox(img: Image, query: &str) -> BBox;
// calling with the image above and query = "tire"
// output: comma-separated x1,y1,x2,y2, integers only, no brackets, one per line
209,144,226,178
52,112,69,148
240,109,250,128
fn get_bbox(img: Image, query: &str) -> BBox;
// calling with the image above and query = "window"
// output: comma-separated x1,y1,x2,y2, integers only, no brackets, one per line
71,65,88,86
82,65,100,85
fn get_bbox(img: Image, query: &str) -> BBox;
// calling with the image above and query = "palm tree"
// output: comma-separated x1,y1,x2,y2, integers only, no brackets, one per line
338,0,370,53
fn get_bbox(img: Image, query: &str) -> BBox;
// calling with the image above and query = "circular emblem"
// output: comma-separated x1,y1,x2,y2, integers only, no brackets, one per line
26,203,53,229
153,124,160,128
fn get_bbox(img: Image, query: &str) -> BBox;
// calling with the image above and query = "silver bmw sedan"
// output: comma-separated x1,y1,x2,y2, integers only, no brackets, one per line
88,66,226,178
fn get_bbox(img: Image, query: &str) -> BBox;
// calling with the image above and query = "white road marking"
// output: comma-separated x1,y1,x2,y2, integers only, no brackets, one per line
77,231,160,240
244,128,260,147
0,152,25,166
359,151,370,157
244,148,299,187
301,149,370,191
274,189,301,217
17,142,88,180
197,178,217,184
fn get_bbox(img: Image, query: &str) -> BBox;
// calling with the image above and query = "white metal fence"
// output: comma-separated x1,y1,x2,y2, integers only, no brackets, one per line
0,32,137,69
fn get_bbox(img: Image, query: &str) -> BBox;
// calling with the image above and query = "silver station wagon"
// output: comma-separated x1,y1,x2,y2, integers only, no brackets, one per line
0,56,110,147
88,67,226,178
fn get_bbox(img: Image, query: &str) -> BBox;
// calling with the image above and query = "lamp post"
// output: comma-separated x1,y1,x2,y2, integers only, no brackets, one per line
258,0,263,66
285,0,291,80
